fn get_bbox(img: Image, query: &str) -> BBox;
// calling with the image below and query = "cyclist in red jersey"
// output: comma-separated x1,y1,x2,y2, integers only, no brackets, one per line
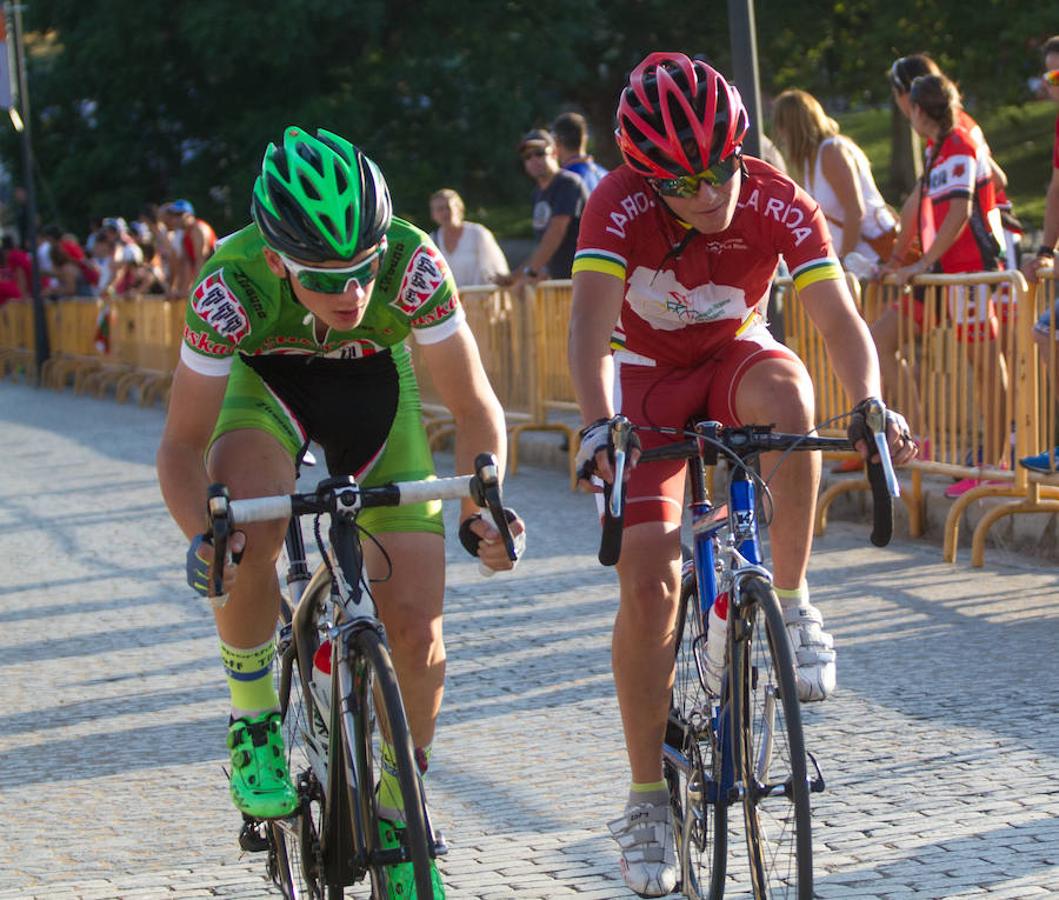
568,53,916,897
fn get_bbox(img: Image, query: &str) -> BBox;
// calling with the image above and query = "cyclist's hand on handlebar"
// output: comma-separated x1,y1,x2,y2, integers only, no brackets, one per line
459,508,526,572
186,531,245,599
848,397,918,466
575,417,641,491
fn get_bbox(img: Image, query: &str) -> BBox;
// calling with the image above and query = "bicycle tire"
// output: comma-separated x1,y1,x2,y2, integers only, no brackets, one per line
270,576,335,900
729,576,813,899
666,573,727,900
347,626,435,899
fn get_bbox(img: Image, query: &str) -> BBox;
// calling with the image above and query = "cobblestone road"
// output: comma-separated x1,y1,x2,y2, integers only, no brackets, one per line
1,383,1057,899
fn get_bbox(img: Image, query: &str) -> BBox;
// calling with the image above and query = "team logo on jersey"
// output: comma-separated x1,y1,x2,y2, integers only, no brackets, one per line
626,266,748,331
412,294,459,329
703,238,748,253
191,269,250,343
393,246,448,316
183,324,233,356
322,339,385,360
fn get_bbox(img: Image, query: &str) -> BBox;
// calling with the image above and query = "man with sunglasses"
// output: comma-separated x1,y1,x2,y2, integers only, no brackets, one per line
499,128,589,288
157,125,521,898
569,53,915,896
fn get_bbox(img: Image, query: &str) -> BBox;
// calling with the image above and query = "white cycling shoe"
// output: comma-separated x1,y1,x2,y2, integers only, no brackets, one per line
608,799,677,898
783,603,836,702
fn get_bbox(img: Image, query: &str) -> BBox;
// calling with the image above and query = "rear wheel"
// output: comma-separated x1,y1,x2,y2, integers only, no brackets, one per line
665,575,727,899
346,626,435,899
729,576,813,899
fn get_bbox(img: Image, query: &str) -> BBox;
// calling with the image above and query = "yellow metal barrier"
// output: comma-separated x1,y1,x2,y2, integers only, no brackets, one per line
957,270,1059,566
792,268,1054,566
115,297,184,406
40,298,104,390
0,300,37,383
410,283,578,486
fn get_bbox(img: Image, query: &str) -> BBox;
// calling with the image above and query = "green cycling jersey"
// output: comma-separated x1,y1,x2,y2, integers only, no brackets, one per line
181,217,463,375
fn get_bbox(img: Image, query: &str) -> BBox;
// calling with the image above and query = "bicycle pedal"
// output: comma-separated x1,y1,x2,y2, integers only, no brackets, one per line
433,829,449,857
238,817,269,853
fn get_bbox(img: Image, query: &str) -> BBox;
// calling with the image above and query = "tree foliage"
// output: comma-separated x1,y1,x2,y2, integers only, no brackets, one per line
4,0,1054,236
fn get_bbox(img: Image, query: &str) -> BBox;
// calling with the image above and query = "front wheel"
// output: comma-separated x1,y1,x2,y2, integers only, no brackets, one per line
729,576,813,899
665,575,727,899
346,626,435,899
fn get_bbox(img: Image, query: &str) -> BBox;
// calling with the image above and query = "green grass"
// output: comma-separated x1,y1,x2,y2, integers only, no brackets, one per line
838,99,1058,231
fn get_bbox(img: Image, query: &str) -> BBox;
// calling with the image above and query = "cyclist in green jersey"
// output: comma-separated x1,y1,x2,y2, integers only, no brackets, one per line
157,126,524,899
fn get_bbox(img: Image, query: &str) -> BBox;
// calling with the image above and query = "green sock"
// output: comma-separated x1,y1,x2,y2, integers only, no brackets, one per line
379,741,432,818
219,638,279,718
774,582,810,609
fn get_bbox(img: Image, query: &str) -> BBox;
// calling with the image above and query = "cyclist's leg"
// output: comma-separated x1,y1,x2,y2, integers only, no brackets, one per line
730,356,816,594
206,358,303,818
353,348,447,897
607,357,703,897
613,521,683,784
363,531,445,747
709,325,836,701
356,344,447,750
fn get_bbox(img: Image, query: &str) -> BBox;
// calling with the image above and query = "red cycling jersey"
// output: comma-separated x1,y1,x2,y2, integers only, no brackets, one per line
572,157,842,368
920,125,1002,274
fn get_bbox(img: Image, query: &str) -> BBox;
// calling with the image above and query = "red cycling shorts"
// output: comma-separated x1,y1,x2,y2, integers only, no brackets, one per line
613,322,800,528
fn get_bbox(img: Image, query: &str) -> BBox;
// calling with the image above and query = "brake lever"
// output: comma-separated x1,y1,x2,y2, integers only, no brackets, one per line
864,400,900,498
207,483,231,606
598,416,632,567
608,415,632,518
473,453,521,577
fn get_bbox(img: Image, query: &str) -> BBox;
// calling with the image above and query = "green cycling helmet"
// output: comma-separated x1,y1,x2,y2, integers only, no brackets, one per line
251,125,392,263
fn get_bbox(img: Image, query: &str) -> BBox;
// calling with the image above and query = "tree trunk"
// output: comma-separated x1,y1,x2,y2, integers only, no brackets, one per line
889,101,921,202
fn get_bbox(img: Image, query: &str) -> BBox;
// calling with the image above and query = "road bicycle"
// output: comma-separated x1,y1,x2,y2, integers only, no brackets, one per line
207,453,517,899
598,403,898,899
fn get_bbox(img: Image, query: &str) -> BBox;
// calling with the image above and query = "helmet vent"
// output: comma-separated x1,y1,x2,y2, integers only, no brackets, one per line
334,167,348,195
299,173,321,202
317,212,337,240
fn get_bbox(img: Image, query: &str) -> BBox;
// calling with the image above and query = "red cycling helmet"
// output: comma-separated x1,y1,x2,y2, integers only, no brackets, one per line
616,52,749,179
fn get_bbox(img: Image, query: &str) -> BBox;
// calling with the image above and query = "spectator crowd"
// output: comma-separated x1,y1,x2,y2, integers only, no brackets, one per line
0,199,217,305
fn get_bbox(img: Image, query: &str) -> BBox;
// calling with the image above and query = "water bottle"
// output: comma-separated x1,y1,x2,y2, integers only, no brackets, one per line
310,640,332,732
704,592,729,696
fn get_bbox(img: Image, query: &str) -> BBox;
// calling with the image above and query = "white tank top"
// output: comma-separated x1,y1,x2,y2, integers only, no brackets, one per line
806,136,896,262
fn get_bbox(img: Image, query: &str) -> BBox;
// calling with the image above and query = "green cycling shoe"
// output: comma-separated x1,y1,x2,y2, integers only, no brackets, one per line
378,817,445,899
226,711,298,819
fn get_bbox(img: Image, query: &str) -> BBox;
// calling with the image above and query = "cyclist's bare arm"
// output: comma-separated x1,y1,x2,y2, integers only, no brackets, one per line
569,270,623,484
157,361,229,539
418,320,521,570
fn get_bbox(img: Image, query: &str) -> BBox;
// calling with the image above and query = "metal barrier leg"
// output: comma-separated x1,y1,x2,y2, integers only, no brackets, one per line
943,483,1023,564
970,494,1059,567
814,478,868,536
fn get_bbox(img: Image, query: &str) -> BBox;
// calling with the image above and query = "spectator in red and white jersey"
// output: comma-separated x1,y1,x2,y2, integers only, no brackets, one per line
162,199,216,297
882,74,1009,494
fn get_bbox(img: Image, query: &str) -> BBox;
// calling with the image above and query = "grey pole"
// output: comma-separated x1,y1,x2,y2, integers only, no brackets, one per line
726,0,763,159
727,0,785,343
7,2,48,374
